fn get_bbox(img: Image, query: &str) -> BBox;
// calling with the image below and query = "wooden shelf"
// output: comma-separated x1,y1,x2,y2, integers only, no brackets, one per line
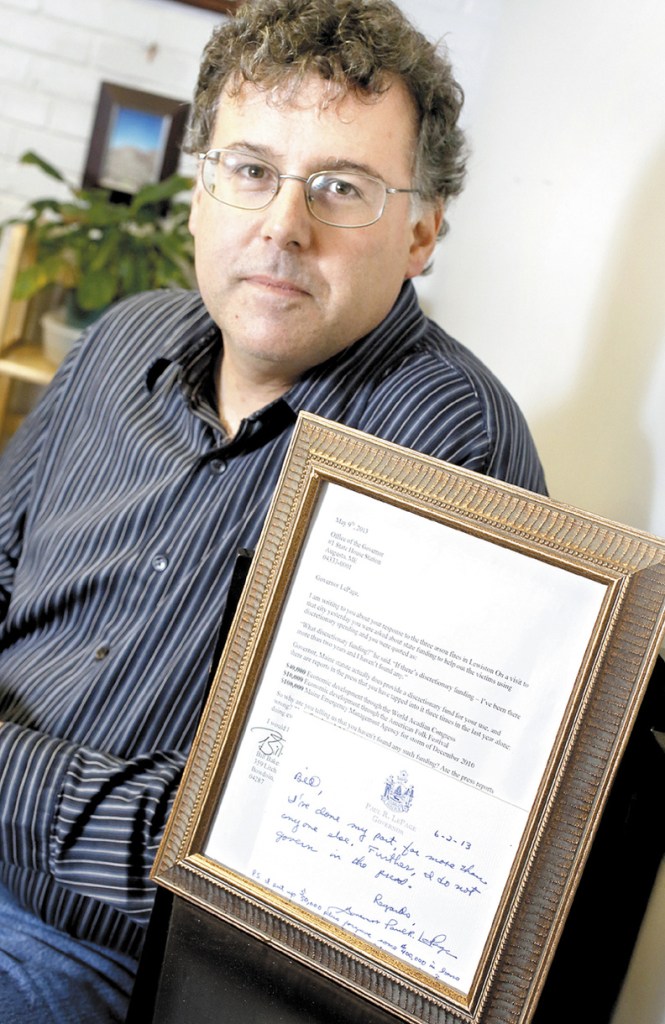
1,223,58,443
0,340,56,387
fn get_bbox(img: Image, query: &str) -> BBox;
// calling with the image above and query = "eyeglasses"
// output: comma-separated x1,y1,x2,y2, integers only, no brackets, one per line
198,148,420,228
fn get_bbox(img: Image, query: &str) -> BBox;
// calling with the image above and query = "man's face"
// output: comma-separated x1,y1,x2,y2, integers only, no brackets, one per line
189,75,441,386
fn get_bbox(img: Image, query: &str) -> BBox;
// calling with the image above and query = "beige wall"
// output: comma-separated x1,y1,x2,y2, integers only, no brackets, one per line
412,0,665,541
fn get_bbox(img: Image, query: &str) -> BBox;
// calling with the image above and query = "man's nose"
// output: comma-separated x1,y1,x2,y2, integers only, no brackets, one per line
260,177,314,249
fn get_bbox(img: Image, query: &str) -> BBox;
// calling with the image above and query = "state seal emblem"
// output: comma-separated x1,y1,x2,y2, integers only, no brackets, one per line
381,769,414,813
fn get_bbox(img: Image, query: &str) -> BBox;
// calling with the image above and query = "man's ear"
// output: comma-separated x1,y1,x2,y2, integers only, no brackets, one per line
405,203,444,279
188,176,204,236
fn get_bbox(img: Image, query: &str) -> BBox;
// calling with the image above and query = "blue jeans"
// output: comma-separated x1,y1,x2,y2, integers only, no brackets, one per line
0,883,138,1023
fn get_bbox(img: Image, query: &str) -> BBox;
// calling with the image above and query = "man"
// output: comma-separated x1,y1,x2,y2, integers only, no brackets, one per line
0,0,546,1020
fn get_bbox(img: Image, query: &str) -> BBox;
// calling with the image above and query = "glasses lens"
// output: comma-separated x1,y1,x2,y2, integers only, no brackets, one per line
202,150,278,209
308,172,386,227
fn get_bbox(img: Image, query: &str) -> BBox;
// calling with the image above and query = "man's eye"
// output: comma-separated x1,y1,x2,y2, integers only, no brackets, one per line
313,176,361,201
230,162,267,179
330,178,356,196
221,157,273,185
241,163,268,179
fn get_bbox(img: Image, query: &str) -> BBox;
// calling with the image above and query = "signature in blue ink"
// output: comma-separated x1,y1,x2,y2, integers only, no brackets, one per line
325,904,381,927
418,931,458,960
385,918,416,939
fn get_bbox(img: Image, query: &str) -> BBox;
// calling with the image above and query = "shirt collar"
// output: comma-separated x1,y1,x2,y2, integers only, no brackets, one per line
145,280,426,423
283,280,427,418
145,293,220,396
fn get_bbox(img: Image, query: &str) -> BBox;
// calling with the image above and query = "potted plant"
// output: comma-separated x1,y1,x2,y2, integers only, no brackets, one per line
2,151,195,363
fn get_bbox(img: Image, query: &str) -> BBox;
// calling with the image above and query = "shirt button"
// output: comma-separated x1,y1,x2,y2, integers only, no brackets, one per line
151,553,169,572
94,645,110,660
209,458,226,475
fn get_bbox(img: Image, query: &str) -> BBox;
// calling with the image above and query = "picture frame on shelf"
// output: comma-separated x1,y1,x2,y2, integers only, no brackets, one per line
171,0,247,13
82,82,189,199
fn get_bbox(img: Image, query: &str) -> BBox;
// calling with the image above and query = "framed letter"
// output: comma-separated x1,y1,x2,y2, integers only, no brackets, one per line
153,413,665,1024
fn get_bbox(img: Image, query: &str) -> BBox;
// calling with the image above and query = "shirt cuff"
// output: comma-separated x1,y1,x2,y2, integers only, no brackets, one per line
0,720,75,872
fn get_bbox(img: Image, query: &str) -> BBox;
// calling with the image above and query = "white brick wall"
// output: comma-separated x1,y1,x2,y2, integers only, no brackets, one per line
0,0,222,239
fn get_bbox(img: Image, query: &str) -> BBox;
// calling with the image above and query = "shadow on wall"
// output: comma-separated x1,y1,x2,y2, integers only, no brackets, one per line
531,142,665,532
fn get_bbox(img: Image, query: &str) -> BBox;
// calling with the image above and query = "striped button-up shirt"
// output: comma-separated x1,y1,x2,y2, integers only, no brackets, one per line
0,282,546,956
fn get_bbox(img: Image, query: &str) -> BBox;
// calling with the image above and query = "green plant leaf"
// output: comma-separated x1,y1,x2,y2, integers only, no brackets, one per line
130,174,193,214
3,153,195,308
20,150,70,185
12,263,54,299
76,268,119,311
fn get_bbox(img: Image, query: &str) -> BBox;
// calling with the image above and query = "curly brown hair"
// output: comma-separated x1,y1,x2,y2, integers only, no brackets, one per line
185,0,467,233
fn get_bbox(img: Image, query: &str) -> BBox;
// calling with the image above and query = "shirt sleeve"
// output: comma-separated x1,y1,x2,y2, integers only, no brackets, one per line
0,392,54,622
0,360,185,924
0,721,184,921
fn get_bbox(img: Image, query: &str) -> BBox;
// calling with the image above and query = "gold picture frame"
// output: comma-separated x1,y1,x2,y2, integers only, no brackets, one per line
152,412,665,1024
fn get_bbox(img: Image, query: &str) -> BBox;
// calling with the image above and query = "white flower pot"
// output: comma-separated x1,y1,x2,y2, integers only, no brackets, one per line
41,307,83,367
